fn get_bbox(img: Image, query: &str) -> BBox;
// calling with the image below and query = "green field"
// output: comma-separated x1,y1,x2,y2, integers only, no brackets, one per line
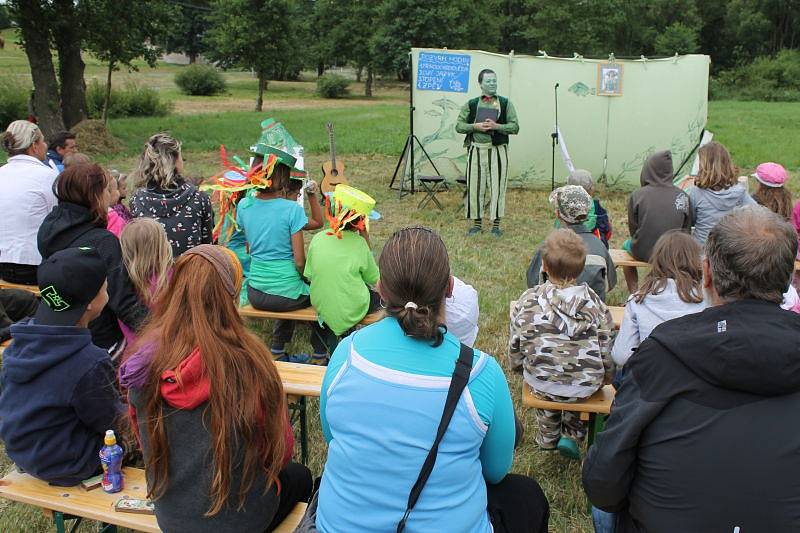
2,26,800,533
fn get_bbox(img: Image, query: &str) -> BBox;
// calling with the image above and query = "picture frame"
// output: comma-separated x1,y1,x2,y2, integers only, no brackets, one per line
597,63,623,96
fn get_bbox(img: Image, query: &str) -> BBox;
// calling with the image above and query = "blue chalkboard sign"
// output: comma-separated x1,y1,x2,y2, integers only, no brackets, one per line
416,52,471,93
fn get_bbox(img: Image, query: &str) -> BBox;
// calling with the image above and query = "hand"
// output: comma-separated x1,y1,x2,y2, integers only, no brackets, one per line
484,119,498,131
304,180,318,196
473,121,492,133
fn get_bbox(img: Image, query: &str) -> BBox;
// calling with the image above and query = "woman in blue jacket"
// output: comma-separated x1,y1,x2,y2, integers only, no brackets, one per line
309,226,549,532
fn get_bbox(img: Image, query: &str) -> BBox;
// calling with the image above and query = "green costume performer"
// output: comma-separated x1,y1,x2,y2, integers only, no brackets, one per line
456,69,519,236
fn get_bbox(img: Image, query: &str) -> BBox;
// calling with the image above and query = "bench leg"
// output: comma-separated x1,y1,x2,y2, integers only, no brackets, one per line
587,413,606,449
100,524,119,533
52,512,83,533
299,396,308,465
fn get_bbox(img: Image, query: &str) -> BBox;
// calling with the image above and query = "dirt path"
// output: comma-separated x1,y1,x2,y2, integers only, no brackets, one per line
173,97,406,115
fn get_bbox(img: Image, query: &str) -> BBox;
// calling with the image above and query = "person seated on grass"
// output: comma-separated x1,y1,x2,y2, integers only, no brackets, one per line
120,244,311,533
62,151,91,171
0,247,123,486
511,228,614,460
527,185,616,301
0,120,58,285
236,126,324,362
303,185,380,365
611,230,707,369
584,206,800,532
0,288,37,342
752,162,792,220
689,141,755,248
38,163,147,353
567,169,612,247
45,131,77,173
301,226,549,533
622,150,692,293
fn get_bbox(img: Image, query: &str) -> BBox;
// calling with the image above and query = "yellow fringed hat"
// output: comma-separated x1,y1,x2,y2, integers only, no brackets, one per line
325,185,376,239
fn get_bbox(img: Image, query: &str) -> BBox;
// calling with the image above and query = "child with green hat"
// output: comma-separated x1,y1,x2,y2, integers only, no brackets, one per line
303,184,380,365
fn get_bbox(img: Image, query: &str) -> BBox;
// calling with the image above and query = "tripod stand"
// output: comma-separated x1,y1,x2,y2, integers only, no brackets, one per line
550,83,559,191
390,54,443,197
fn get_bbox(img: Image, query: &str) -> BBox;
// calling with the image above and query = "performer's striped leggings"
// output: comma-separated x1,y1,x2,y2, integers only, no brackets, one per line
465,143,509,221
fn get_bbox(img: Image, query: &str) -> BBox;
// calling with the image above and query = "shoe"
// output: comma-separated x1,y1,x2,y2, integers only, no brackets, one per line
491,227,503,237
557,436,581,460
273,354,289,362
288,353,311,364
467,226,482,236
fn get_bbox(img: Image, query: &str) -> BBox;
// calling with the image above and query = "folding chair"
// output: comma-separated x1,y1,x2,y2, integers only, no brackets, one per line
418,175,446,210
455,176,467,213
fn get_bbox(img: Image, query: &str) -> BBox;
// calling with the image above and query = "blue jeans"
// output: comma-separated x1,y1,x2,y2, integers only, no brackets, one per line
591,507,616,533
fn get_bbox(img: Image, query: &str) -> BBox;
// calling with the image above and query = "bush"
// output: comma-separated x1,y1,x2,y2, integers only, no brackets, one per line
0,79,30,130
174,64,227,96
86,80,172,118
712,50,800,102
316,74,350,99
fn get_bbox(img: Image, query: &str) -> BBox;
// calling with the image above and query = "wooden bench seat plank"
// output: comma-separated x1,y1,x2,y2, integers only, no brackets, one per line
0,468,158,532
240,305,383,326
610,306,624,329
608,249,648,269
0,280,40,295
275,361,325,397
522,383,615,415
274,502,308,533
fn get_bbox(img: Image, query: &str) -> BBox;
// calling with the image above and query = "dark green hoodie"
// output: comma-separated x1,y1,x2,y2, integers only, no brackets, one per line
626,151,692,261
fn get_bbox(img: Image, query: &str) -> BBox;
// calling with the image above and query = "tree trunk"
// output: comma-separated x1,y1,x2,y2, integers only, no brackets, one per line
102,61,114,124
365,66,373,97
13,1,64,139
189,52,198,64
255,70,265,112
317,62,325,77
356,66,362,83
52,0,87,129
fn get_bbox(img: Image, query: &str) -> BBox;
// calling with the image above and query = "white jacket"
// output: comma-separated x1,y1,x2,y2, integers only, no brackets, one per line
0,155,58,265
612,279,708,366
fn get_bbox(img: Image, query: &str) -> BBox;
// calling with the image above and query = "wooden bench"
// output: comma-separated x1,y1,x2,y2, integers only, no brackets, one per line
522,384,616,448
276,361,325,465
240,304,383,326
0,280,40,295
0,467,306,533
608,249,648,269
610,306,624,329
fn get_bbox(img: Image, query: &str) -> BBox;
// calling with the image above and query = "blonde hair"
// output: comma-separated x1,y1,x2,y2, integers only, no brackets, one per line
696,142,738,191
121,218,173,307
541,229,587,282
131,133,182,189
63,152,91,170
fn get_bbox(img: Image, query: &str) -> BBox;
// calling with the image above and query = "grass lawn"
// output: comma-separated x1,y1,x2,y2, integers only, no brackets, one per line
2,28,800,532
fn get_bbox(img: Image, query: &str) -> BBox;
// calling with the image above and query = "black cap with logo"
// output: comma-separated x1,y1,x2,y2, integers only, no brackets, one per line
35,247,107,327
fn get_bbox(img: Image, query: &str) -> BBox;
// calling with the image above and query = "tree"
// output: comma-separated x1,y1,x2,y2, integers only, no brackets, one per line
166,0,212,63
206,0,295,112
52,0,89,129
655,22,700,55
82,0,169,123
8,1,65,138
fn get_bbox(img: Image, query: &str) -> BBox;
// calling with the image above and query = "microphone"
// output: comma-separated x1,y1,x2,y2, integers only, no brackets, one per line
555,83,560,89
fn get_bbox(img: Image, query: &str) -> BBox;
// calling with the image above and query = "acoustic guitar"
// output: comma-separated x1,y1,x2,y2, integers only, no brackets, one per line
321,122,347,194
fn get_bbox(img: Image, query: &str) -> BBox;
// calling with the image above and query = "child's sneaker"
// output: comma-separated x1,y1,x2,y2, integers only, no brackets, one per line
534,435,558,452
310,353,329,366
288,353,311,364
557,436,581,460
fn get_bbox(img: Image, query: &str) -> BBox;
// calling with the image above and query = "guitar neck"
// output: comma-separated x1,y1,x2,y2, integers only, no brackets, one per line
329,130,337,168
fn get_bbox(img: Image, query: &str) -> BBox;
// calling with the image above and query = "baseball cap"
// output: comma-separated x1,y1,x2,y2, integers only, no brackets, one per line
35,247,107,327
752,162,788,188
549,185,592,224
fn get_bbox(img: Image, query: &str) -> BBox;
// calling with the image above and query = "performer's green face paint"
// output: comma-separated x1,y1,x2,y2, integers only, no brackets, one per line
480,73,498,96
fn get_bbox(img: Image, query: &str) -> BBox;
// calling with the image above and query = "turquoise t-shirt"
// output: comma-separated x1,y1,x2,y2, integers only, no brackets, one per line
236,197,309,299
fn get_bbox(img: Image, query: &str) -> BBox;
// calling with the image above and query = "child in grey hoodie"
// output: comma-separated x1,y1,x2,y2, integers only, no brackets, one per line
690,141,756,246
613,230,708,366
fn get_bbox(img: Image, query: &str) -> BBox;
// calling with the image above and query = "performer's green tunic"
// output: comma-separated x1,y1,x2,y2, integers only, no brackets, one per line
455,96,519,221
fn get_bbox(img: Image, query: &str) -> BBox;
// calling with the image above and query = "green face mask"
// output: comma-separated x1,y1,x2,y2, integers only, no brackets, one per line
480,73,497,96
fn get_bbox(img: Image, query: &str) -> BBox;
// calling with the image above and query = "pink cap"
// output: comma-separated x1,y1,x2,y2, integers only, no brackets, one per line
753,162,788,188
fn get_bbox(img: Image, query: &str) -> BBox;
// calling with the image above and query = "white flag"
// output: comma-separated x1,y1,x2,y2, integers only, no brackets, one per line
557,127,575,174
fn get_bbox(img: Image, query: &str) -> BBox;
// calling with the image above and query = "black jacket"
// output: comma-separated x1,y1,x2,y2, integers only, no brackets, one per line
0,319,123,485
37,202,147,349
627,150,692,262
583,299,800,532
129,178,214,257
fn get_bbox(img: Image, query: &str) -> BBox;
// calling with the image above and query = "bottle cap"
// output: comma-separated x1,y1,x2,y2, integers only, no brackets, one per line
104,429,117,446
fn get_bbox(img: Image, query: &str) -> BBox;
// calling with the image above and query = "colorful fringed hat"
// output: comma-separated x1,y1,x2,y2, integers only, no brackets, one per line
250,118,306,179
325,185,376,239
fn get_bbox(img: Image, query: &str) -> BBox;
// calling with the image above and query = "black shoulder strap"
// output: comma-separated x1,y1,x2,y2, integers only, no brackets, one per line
397,342,475,533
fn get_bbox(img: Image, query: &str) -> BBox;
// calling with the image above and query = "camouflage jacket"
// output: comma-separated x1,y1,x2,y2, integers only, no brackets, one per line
509,281,615,398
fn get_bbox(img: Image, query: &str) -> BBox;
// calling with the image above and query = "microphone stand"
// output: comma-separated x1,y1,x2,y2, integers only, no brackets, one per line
551,83,559,191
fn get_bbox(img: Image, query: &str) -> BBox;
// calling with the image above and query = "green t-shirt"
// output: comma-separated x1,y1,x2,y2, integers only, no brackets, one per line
304,230,379,335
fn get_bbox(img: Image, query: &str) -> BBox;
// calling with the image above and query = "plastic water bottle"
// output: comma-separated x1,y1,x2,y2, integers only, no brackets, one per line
99,429,124,493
